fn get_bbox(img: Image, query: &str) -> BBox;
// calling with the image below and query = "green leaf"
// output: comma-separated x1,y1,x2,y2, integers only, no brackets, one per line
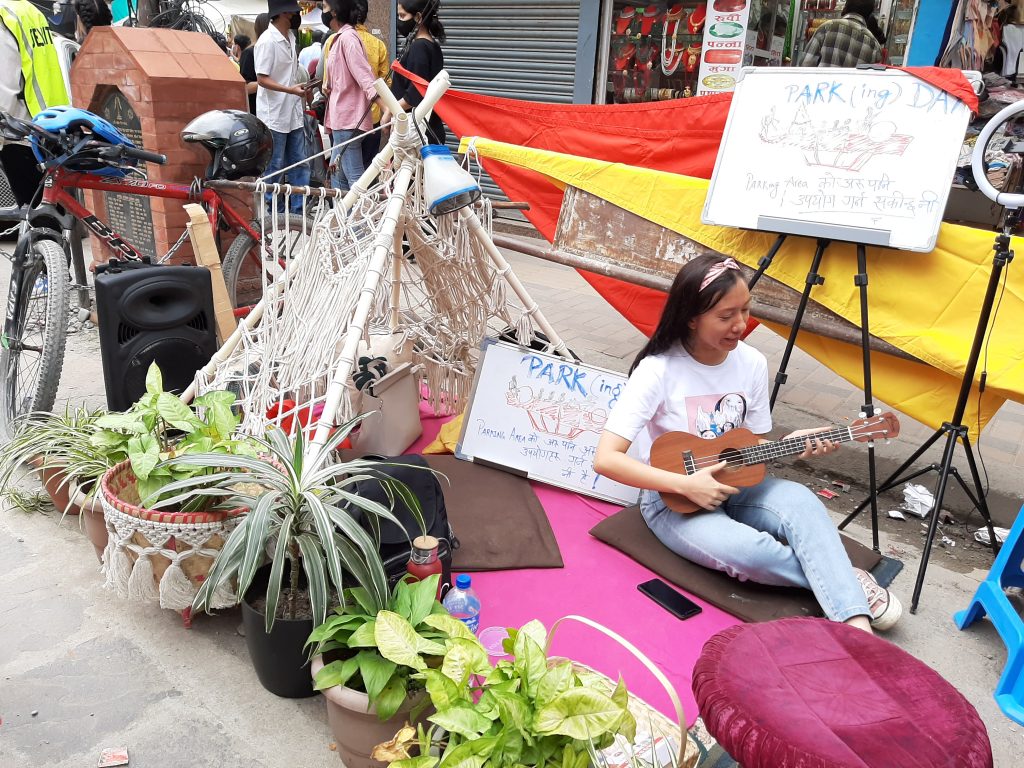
420,668,464,710
347,619,377,647
263,513,294,632
145,362,163,394
127,433,160,480
437,735,496,768
429,701,494,739
313,657,359,690
533,688,623,740
356,650,398,701
516,620,548,653
512,634,547,698
297,534,329,627
408,574,440,626
535,661,573,707
157,391,201,432
391,577,414,618
375,674,408,721
374,611,427,670
348,586,378,616
491,690,532,735
192,390,236,408
390,758,437,768
440,638,491,686
422,613,478,642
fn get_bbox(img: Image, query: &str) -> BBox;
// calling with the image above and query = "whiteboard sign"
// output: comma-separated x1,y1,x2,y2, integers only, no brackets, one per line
702,67,973,252
456,340,640,506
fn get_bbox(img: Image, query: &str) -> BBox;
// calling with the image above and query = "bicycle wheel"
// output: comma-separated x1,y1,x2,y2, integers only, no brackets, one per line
0,239,70,438
221,213,314,310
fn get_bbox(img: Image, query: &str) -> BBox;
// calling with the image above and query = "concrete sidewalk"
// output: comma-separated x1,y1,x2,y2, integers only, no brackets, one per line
0,242,1022,766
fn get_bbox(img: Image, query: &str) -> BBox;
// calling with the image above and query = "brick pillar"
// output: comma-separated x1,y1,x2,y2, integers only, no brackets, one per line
71,27,248,266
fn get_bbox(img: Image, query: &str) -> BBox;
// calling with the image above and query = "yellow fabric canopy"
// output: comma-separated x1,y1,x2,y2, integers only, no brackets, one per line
462,137,1022,437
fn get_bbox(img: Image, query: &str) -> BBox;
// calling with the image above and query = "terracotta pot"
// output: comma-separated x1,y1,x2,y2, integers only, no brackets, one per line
311,655,429,768
27,456,77,515
71,484,107,563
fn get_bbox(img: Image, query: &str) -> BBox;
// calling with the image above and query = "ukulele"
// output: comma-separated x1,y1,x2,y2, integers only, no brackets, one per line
649,412,900,513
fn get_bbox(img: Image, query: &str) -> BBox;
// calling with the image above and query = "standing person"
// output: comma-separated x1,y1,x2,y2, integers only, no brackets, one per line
254,0,311,214
799,0,882,68
239,13,269,115
593,255,902,633
231,33,251,64
72,0,112,40
383,0,445,145
0,0,71,206
298,28,323,74
353,0,388,168
322,0,376,191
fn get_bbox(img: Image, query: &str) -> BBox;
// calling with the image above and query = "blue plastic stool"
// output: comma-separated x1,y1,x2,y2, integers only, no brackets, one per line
954,506,1024,725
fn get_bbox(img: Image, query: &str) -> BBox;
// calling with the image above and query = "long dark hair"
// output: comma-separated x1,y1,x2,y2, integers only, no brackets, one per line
400,0,446,44
328,0,359,26
629,254,746,374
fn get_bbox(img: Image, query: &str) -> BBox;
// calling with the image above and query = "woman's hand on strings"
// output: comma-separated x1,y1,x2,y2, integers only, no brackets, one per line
784,427,839,459
679,460,738,512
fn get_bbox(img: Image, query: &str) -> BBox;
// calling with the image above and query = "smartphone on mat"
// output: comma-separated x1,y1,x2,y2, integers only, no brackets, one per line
637,578,702,620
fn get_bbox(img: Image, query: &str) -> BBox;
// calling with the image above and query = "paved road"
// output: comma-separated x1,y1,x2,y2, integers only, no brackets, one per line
0,237,1021,766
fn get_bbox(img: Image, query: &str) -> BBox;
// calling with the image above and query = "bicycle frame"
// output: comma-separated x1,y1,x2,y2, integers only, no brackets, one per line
38,166,261,260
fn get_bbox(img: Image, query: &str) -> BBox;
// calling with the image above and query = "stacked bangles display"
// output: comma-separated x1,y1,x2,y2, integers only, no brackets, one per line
609,3,707,103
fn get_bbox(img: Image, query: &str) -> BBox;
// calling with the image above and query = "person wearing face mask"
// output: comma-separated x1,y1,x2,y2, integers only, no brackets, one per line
254,0,312,213
240,13,269,115
383,0,446,145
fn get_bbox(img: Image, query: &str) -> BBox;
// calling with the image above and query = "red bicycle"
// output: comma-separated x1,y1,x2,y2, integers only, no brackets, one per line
0,113,310,436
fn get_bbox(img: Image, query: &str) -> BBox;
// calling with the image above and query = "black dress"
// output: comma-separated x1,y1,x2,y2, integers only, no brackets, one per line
391,37,446,145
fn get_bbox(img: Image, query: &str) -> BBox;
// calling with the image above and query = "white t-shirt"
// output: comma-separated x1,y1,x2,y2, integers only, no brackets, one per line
604,341,772,462
254,23,304,133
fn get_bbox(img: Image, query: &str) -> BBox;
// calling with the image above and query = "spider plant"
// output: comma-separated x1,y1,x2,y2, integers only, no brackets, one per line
155,416,430,632
0,404,119,510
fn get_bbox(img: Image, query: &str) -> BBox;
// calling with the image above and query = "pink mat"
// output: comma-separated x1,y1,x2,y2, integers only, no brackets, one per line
409,406,740,726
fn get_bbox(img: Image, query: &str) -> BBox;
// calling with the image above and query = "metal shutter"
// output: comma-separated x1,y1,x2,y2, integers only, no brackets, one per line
395,0,599,201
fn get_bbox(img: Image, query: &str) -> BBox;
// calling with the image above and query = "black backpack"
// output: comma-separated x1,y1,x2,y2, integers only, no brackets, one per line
351,455,458,594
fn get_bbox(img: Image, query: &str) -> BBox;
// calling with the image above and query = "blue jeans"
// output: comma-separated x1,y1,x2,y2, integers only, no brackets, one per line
265,127,310,213
331,128,365,192
640,477,870,622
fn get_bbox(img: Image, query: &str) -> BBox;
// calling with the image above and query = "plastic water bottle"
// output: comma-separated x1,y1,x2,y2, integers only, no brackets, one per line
442,574,480,633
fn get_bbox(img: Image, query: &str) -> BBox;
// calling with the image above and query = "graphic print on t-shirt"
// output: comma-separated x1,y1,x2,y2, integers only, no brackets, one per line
688,392,748,439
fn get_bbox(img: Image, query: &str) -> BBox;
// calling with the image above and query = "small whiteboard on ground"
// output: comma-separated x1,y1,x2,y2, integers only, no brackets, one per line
456,339,640,506
702,67,974,252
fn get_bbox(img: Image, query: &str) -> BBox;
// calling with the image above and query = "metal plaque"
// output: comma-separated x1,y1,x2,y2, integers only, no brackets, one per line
98,89,156,260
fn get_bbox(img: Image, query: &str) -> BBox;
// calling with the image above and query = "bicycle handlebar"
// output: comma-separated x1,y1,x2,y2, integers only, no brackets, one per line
98,144,167,166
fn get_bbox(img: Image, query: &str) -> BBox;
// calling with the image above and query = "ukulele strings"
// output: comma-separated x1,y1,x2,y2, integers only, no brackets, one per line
680,424,889,472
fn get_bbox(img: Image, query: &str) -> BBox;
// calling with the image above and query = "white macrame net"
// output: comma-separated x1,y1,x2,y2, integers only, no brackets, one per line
193,146,549,438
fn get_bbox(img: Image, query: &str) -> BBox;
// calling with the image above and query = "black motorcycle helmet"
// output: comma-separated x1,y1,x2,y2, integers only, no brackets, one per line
181,110,272,180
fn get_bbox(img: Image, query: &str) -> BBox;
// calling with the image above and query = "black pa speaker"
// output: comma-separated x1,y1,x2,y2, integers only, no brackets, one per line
95,260,217,411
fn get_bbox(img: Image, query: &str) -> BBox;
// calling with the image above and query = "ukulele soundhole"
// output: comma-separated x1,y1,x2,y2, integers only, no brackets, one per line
719,447,743,470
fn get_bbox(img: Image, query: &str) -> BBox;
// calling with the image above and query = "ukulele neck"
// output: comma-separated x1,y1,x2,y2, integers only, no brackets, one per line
740,426,853,466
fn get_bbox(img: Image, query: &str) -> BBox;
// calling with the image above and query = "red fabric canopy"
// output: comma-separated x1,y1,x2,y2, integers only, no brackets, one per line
396,63,977,336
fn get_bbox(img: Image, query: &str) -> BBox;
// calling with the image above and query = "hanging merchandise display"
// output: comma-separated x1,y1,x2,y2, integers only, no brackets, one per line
605,2,709,103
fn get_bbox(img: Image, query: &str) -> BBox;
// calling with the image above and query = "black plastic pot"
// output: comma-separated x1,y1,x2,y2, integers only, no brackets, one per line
241,562,316,699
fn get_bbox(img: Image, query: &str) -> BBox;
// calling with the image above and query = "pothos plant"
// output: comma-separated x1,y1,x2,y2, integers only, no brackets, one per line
373,619,637,768
307,573,468,720
91,363,255,507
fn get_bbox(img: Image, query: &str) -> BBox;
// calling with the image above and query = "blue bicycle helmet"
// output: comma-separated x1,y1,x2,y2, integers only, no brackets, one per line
31,106,137,176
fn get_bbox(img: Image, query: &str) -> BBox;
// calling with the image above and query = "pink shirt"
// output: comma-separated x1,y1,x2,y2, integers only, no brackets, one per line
325,25,377,131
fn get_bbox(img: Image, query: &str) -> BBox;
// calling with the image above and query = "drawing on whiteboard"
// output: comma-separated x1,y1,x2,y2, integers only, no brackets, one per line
758,105,912,172
506,376,608,440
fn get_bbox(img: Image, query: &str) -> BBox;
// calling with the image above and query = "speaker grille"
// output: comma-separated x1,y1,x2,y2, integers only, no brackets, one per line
117,323,139,345
187,313,209,332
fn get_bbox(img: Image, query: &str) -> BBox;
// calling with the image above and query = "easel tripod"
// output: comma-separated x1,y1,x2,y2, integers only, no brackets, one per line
748,235,884,552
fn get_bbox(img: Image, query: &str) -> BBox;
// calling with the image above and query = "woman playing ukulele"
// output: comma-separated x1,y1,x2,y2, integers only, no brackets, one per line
594,255,901,632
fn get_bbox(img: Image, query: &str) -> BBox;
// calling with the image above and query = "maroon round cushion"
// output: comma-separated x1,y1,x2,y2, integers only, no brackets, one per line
692,618,991,768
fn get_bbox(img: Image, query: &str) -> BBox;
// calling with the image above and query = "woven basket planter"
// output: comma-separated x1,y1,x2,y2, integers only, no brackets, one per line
99,460,247,613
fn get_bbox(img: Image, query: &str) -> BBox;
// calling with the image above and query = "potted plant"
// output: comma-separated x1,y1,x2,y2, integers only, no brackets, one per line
306,573,466,768
162,418,431,698
372,619,659,768
88,364,259,622
0,404,124,559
